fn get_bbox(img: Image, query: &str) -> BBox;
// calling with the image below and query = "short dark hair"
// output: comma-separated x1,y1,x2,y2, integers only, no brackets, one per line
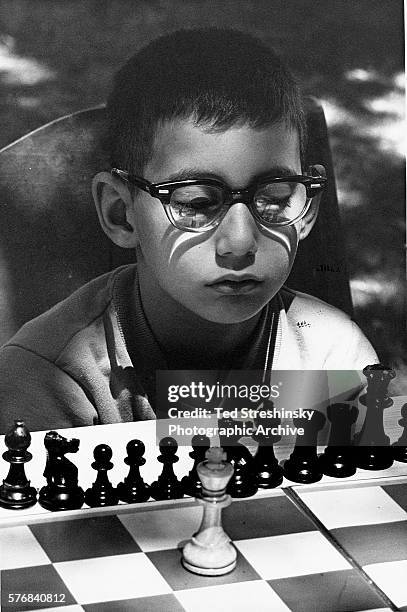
107,28,307,174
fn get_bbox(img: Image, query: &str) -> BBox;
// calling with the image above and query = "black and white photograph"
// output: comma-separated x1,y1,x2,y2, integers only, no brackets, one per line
0,2,406,610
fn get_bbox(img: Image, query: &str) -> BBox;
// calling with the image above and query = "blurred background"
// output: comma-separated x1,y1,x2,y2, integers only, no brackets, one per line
0,0,405,389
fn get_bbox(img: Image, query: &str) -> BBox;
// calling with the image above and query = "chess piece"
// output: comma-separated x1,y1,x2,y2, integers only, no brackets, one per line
182,447,237,576
359,363,395,409
283,410,326,483
117,439,150,503
319,403,358,478
150,437,183,500
39,431,84,511
252,404,284,488
354,364,395,470
392,403,407,463
85,444,119,507
219,417,257,498
0,420,37,509
181,435,210,497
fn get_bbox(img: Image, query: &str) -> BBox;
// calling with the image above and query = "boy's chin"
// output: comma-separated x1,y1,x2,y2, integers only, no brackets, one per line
194,302,267,325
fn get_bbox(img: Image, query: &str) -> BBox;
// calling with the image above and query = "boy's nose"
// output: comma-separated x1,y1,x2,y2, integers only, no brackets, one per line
214,202,259,257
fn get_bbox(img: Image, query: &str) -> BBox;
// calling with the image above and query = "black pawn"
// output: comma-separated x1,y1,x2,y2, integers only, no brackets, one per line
252,410,283,488
0,420,37,509
150,437,183,500
85,444,119,507
283,411,326,484
392,403,407,463
319,403,358,478
39,431,84,511
117,440,150,503
181,435,210,497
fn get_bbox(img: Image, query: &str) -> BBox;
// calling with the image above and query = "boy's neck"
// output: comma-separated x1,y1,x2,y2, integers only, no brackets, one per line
137,264,262,370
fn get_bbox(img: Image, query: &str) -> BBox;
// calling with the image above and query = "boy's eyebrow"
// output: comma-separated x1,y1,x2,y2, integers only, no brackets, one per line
160,166,299,184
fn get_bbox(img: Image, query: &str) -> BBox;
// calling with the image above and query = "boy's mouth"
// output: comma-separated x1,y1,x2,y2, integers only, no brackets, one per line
207,276,264,295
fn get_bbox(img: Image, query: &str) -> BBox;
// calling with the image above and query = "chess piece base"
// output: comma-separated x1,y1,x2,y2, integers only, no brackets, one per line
283,459,322,484
117,481,150,503
319,450,356,478
355,447,393,471
0,483,37,509
181,475,203,498
182,527,237,576
150,479,183,501
392,445,407,463
227,480,258,498
85,486,119,507
39,486,84,511
320,462,356,478
256,465,284,489
182,558,236,576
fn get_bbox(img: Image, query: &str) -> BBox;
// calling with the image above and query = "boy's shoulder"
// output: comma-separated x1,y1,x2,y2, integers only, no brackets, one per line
276,286,378,369
2,265,136,362
280,285,351,324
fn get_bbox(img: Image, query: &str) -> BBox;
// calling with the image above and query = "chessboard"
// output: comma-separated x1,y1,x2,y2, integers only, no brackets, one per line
1,478,407,611
1,395,407,612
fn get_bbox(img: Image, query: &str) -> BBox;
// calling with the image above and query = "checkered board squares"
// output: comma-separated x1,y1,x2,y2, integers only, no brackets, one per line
1,564,78,609
294,482,407,611
119,505,203,552
295,484,407,566
175,581,292,612
296,485,407,529
267,569,393,612
29,516,141,562
235,531,351,579
364,561,407,610
1,492,393,612
0,525,50,570
56,553,172,605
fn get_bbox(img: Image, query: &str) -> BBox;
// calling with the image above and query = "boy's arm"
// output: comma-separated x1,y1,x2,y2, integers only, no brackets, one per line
0,345,98,434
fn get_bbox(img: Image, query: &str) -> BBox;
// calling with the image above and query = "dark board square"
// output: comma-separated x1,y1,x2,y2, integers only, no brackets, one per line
147,547,260,591
223,495,315,540
268,569,385,612
383,483,407,512
331,521,407,566
1,564,76,611
30,515,141,562
83,593,185,612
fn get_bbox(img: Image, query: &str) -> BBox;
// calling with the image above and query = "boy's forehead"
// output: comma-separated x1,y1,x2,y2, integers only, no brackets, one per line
145,118,301,184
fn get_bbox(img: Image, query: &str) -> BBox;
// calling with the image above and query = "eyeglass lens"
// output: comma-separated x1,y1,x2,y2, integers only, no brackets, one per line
168,182,307,229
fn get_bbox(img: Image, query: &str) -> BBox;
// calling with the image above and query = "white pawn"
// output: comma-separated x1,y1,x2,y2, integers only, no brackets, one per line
182,447,237,576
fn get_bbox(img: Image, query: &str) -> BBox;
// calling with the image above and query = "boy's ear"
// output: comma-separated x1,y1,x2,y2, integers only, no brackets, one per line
92,172,139,248
298,164,326,241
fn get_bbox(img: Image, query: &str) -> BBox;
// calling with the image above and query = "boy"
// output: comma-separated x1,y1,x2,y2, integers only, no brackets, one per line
0,29,377,433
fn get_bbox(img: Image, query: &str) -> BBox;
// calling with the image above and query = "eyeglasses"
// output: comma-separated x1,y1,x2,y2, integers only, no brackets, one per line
111,166,327,233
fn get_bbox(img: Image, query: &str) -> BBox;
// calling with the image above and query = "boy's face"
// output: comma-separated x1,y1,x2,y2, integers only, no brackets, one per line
128,119,311,324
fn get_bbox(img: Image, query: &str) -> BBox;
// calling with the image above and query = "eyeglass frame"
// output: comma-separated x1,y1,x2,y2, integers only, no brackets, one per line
111,166,327,233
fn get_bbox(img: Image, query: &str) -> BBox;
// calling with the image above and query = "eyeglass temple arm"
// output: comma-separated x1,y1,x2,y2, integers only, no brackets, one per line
306,165,327,196
111,168,151,192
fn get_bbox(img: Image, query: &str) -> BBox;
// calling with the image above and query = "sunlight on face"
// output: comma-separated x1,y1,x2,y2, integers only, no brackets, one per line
132,119,303,323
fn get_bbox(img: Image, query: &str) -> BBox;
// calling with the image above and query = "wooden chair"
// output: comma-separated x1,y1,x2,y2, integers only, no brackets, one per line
0,100,352,346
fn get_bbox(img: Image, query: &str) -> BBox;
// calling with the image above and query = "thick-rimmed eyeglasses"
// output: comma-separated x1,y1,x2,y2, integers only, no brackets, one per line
111,166,327,233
